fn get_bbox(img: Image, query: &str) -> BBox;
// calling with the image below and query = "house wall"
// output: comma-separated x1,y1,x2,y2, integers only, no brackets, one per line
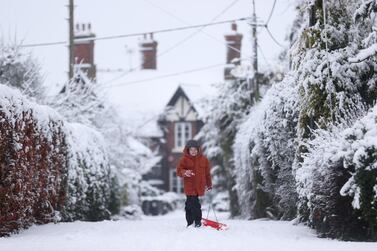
161,120,203,193
144,88,204,193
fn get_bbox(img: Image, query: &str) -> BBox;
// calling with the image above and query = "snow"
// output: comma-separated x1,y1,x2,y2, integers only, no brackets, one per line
233,74,299,219
1,209,376,251
299,103,377,212
349,43,377,63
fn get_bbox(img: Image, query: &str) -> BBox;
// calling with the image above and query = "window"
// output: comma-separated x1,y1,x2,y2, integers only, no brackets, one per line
170,169,184,193
175,122,191,148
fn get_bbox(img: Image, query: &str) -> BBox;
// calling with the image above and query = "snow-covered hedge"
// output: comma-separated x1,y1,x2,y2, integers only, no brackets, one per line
298,105,377,240
234,76,299,220
61,123,112,221
0,84,112,236
232,0,377,240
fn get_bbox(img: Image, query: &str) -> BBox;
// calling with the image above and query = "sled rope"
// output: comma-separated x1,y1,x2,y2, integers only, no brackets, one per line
206,191,218,222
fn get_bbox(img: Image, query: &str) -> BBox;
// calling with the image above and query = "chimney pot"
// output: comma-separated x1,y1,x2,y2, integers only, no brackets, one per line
140,34,158,70
73,23,96,80
224,23,243,80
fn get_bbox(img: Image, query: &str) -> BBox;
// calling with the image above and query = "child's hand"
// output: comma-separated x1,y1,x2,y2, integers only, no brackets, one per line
183,170,195,177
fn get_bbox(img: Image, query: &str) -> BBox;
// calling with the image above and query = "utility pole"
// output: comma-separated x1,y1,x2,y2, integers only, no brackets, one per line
251,0,259,101
68,0,74,80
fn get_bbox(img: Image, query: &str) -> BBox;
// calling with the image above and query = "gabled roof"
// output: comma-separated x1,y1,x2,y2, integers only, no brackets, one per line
166,85,198,114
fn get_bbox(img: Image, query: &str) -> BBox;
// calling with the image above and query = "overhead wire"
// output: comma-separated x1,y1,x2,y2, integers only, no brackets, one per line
102,0,250,85
265,0,277,26
103,62,228,89
265,26,285,48
260,0,285,48
143,0,246,55
19,17,254,48
21,1,286,92
103,0,287,89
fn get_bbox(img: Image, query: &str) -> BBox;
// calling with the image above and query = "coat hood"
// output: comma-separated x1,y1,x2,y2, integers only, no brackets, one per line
183,145,203,158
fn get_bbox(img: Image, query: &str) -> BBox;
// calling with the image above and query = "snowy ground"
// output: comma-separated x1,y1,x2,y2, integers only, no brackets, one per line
1,209,376,251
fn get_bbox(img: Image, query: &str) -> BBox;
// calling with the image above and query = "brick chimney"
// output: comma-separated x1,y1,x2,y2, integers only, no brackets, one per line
224,23,243,80
74,23,96,80
139,33,158,70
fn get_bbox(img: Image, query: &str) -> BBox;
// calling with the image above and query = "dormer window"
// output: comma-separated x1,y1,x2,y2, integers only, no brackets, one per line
175,122,191,148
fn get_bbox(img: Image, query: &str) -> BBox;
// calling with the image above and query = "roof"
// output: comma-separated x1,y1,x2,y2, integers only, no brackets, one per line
99,68,216,137
166,85,199,115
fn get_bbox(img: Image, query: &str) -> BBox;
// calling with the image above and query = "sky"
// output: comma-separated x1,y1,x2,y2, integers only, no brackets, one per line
0,0,297,131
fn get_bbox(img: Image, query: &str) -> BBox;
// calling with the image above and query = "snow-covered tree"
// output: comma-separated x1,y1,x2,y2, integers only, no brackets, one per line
291,0,377,239
48,69,105,126
0,44,45,101
231,0,377,240
198,62,277,217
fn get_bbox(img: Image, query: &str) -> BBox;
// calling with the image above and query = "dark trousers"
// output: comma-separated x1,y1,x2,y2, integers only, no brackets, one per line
185,195,202,225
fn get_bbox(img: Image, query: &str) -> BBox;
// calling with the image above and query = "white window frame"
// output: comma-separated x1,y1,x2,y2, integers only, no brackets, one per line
169,169,183,193
174,122,192,149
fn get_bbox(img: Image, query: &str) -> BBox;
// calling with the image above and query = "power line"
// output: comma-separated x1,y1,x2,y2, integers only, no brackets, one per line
250,0,283,49
102,1,285,87
256,41,272,69
102,57,251,90
20,17,258,48
265,26,285,48
102,0,246,85
265,0,277,26
142,0,245,55
103,62,227,89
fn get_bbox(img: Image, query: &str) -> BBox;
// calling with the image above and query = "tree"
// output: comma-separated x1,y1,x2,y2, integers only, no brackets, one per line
0,44,44,100
291,0,377,239
198,62,277,217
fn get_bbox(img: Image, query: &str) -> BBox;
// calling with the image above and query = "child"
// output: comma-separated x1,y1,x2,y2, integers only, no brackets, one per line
176,139,212,228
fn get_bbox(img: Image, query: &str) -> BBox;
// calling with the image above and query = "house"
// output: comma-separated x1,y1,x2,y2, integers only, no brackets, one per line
142,23,243,193
143,85,204,193
72,22,244,194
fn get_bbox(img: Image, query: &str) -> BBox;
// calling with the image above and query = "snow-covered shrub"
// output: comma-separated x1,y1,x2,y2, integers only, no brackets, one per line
51,75,159,211
234,75,299,220
198,74,256,217
0,85,67,236
61,123,112,222
291,0,377,239
298,105,377,240
0,84,114,235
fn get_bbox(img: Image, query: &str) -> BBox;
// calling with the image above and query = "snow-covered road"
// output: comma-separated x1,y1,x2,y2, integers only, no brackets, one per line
1,210,376,251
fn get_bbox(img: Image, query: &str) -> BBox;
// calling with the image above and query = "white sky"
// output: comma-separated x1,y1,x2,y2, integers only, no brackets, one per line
0,0,297,130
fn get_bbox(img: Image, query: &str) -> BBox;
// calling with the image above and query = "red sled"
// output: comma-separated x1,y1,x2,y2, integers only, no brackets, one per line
201,218,229,231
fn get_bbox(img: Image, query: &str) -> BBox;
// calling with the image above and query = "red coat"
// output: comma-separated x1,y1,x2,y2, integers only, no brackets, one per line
176,147,212,196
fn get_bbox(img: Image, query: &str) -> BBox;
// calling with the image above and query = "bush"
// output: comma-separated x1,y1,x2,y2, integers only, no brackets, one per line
0,84,114,236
